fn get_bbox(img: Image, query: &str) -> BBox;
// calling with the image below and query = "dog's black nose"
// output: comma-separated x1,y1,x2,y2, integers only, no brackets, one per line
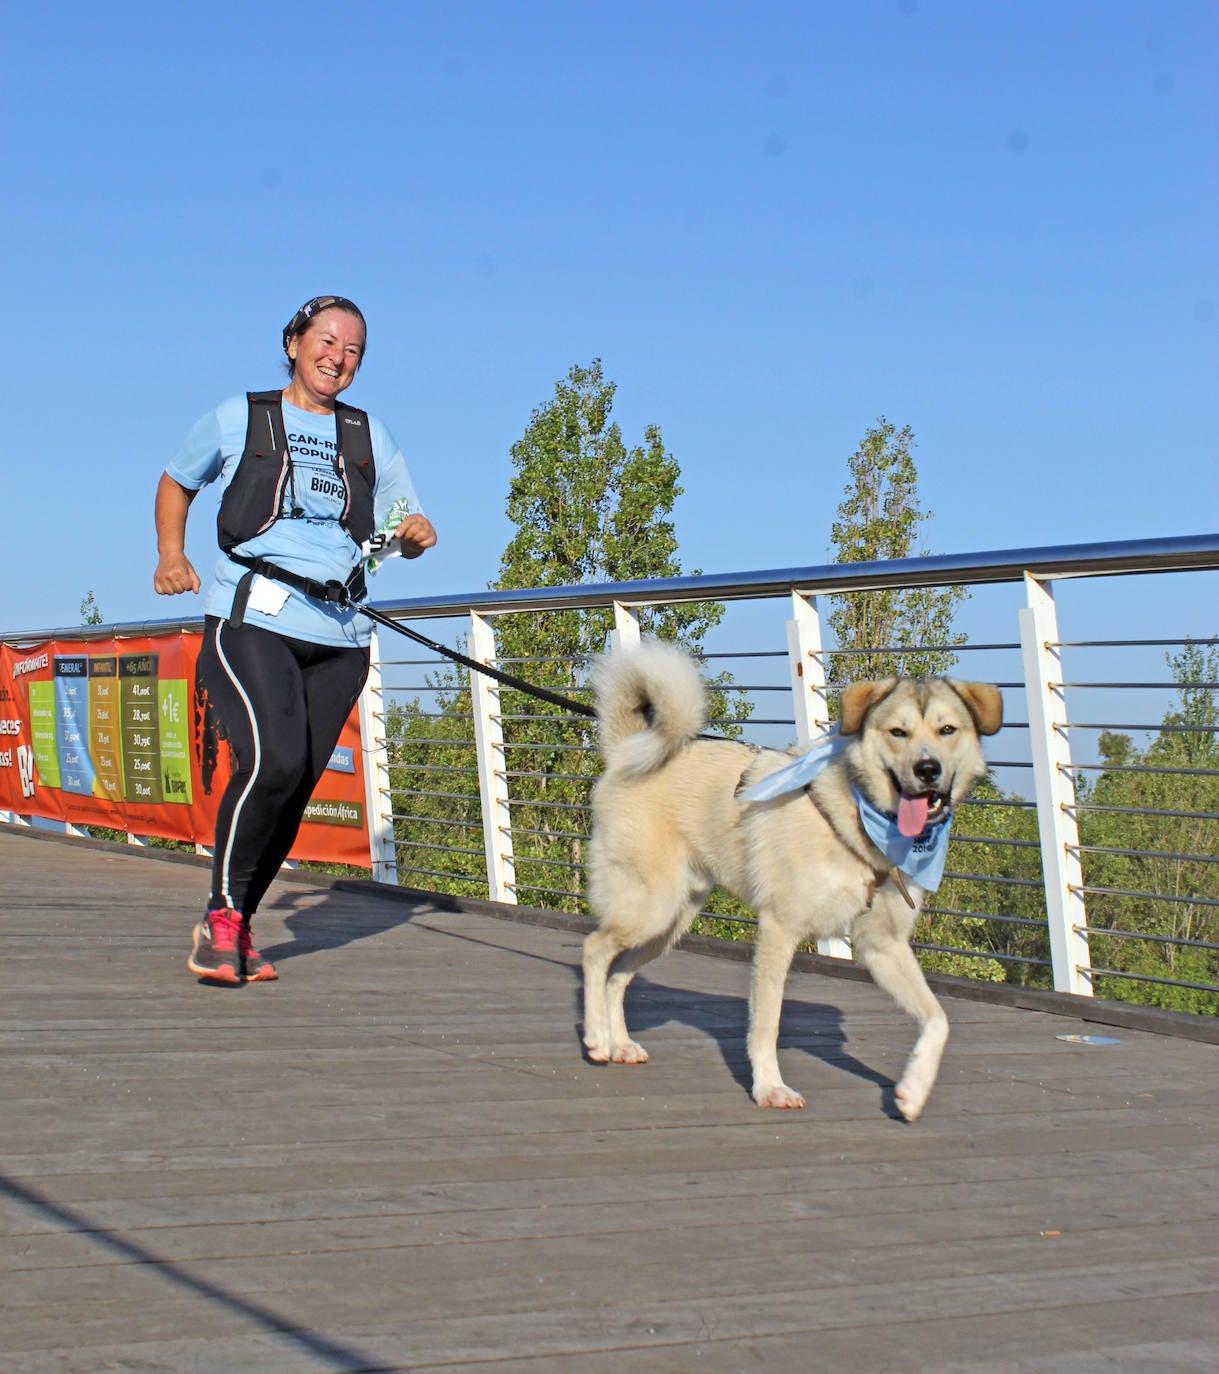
914,758,941,786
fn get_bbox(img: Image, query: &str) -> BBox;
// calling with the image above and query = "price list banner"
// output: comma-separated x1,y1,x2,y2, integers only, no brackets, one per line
0,632,370,868
89,657,123,801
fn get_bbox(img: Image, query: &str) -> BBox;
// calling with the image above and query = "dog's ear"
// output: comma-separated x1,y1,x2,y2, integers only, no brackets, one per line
838,679,897,736
949,681,1003,736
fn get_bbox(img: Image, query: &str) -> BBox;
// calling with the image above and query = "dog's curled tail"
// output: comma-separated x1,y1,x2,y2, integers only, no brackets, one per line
593,640,706,777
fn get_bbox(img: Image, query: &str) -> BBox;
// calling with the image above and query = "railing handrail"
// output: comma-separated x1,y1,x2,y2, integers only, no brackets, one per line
6,531,1219,642
371,530,1219,620
5,529,1217,1011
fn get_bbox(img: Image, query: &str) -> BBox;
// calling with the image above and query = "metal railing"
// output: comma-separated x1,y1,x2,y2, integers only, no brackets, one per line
5,532,1218,1014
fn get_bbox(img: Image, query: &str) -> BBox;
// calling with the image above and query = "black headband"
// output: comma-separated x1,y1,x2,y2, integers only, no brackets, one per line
282,296,365,354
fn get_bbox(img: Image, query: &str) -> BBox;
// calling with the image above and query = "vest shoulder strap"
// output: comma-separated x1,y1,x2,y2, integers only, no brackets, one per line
244,390,288,460
333,399,375,474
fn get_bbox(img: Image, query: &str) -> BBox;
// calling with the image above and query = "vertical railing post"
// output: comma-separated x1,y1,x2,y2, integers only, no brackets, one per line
1019,574,1093,996
359,623,399,886
612,601,641,651
787,591,830,740
469,611,516,904
787,592,850,958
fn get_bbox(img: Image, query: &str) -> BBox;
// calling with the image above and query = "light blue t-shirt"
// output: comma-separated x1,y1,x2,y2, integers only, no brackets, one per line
166,395,424,647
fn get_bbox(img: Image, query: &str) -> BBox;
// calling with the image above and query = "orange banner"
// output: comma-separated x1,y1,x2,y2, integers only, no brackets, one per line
0,631,370,868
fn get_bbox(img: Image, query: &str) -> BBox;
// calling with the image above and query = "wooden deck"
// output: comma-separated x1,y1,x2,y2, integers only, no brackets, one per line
2,825,1218,1373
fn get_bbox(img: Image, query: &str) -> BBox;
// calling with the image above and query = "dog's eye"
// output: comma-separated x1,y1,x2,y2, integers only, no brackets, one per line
889,727,908,738
939,725,957,736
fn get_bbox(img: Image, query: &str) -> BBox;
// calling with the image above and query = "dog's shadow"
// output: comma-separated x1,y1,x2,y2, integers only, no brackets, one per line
584,970,904,1120
249,893,902,1117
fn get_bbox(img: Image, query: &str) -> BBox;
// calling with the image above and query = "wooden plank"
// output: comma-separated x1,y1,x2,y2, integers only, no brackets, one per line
2,826,1218,1372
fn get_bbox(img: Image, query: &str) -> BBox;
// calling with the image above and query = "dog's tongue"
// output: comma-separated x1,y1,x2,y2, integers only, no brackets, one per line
897,795,930,838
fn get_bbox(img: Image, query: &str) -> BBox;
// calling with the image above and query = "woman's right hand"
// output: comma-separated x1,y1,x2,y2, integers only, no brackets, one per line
154,552,201,595
154,473,201,594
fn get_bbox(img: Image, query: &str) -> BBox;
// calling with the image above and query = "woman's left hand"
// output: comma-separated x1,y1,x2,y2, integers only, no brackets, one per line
393,512,437,559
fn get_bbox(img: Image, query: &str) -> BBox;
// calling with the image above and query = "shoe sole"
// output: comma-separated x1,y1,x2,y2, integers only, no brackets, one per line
244,965,278,982
189,923,241,985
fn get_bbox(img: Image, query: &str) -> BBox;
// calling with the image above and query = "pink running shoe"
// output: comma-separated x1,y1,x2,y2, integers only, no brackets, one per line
239,920,278,982
188,909,242,985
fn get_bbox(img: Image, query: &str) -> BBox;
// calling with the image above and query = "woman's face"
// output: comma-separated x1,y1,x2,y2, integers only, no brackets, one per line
287,308,366,409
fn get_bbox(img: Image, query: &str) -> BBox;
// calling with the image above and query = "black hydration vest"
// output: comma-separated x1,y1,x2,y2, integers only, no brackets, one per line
217,391,377,552
217,391,378,624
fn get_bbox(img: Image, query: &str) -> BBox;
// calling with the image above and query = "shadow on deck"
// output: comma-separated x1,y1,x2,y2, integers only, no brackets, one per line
2,825,1218,1373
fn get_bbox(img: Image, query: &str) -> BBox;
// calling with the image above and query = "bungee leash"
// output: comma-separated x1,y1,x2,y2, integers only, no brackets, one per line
226,552,731,738
354,600,598,718
222,550,596,718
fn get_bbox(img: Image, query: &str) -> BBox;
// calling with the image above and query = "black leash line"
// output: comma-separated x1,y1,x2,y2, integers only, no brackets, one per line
358,602,732,746
356,602,597,718
224,554,684,728
224,550,598,718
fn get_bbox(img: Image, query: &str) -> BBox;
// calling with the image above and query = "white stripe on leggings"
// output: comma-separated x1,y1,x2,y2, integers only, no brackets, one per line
212,621,262,913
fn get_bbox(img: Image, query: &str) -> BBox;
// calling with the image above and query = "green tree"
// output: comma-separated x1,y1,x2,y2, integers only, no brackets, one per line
826,419,967,685
1075,640,1219,1013
387,360,748,911
497,359,723,629
80,590,104,625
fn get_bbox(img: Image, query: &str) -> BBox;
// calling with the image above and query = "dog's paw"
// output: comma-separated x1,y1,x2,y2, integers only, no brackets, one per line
894,1022,947,1121
610,1040,649,1064
753,1083,805,1109
894,1065,934,1121
894,1082,927,1122
584,1039,612,1063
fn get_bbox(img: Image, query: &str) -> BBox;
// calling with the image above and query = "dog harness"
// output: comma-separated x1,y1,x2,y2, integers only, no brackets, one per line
217,391,377,624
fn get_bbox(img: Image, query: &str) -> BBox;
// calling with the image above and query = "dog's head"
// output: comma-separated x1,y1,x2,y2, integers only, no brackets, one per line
838,677,1003,836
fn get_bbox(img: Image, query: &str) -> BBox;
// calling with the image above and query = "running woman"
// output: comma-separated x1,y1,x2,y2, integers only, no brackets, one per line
154,295,436,984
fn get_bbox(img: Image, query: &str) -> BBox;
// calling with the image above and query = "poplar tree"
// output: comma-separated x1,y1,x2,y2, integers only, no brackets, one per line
826,418,967,684
387,360,743,910
488,360,735,909
495,358,723,659
828,420,987,972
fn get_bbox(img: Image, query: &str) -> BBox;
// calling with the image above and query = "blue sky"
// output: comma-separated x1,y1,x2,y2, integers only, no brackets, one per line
2,0,1215,638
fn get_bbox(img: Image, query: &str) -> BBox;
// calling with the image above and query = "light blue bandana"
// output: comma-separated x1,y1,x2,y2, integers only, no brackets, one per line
736,731,846,803
853,787,954,892
736,732,954,893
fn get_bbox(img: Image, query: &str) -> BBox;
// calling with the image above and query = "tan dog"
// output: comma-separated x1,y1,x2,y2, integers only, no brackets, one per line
582,640,1002,1121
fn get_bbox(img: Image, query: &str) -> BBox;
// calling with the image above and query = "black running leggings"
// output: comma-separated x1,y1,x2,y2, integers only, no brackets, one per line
197,616,369,917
